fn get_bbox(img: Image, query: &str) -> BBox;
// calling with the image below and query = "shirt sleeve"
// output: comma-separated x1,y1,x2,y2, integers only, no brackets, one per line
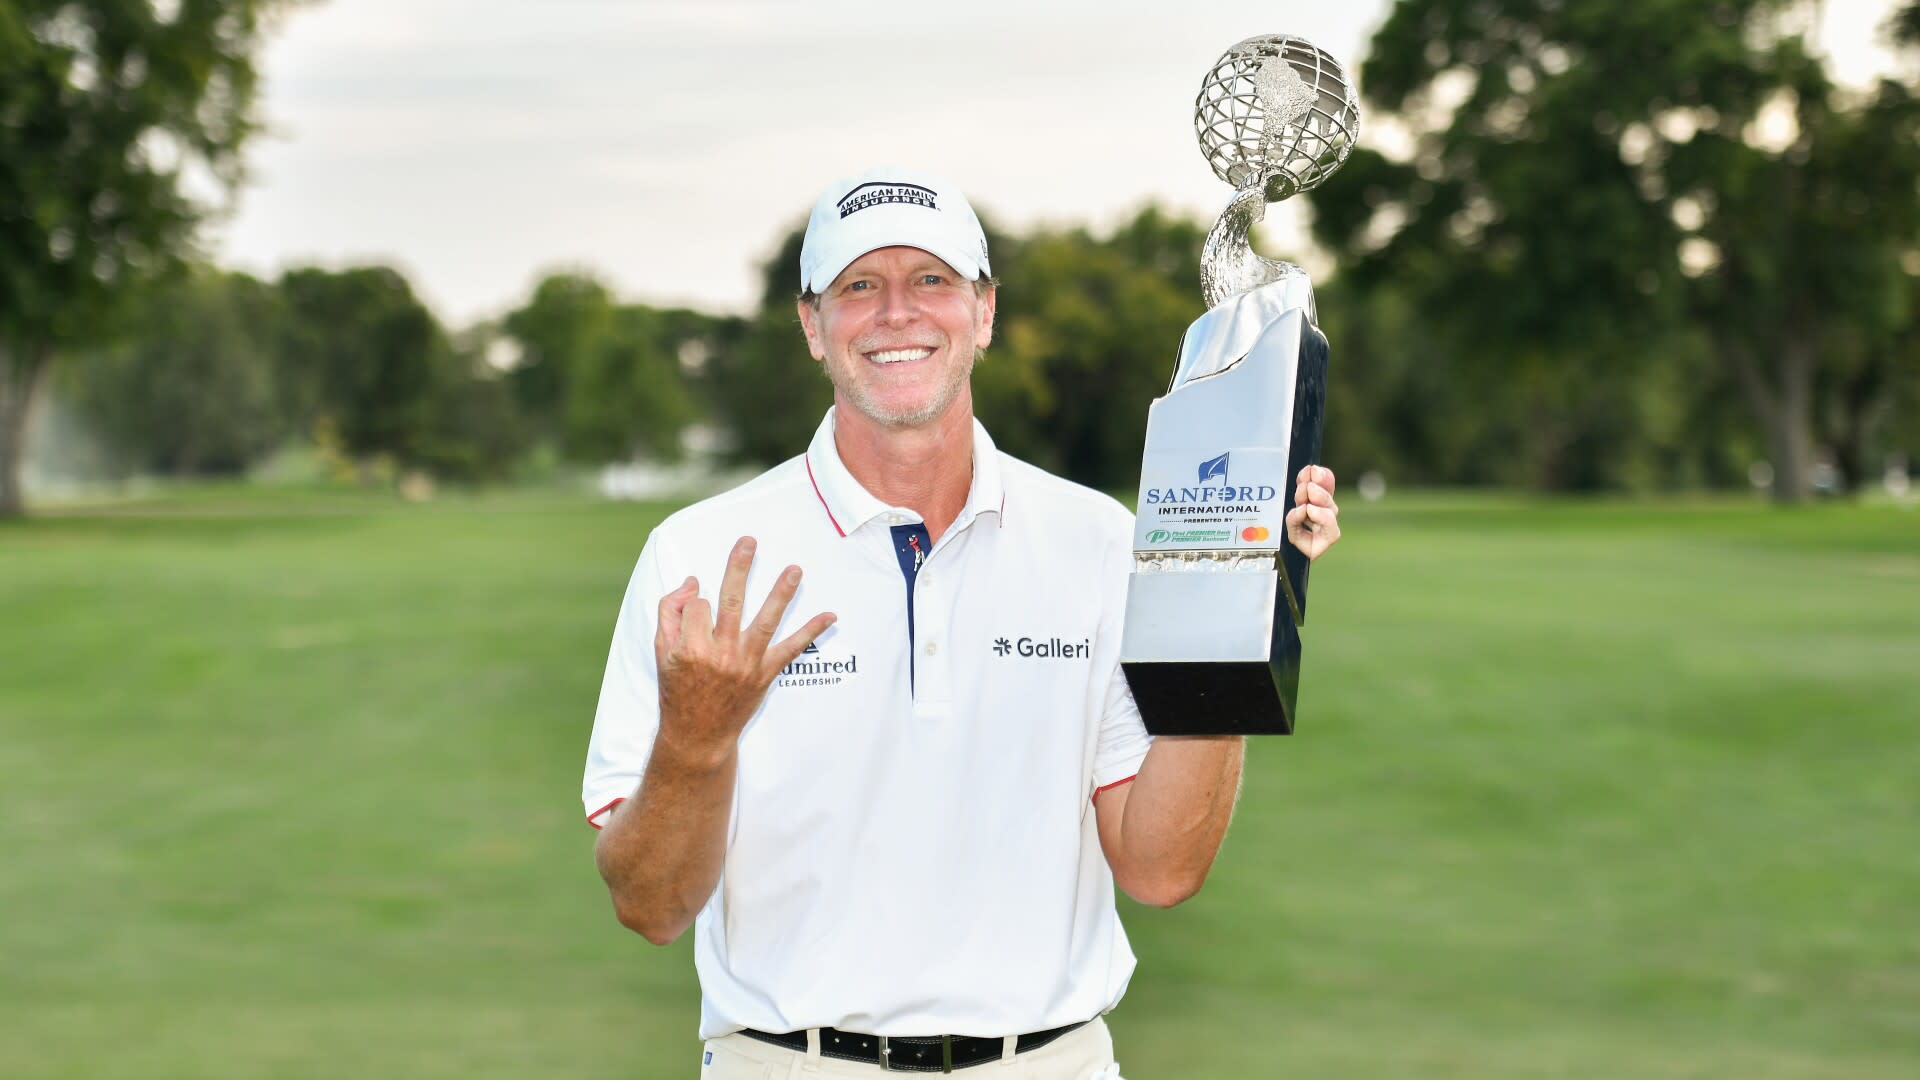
1093,501,1152,791
581,530,671,829
1094,662,1152,792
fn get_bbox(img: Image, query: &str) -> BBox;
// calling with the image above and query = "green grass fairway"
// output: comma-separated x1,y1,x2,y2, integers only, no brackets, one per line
4,491,1917,1078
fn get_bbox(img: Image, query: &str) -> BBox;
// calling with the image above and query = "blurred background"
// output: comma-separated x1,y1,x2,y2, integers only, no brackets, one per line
3,1,1917,1077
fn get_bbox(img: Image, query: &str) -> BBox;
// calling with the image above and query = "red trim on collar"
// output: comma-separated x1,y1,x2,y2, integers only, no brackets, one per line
805,456,846,537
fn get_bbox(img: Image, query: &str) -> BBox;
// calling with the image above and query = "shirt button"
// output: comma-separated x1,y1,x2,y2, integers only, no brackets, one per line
924,641,939,656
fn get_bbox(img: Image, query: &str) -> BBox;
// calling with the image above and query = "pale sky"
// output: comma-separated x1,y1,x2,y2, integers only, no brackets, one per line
209,0,1907,327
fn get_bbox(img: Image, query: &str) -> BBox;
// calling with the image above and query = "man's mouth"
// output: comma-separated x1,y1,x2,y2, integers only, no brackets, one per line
866,347,935,365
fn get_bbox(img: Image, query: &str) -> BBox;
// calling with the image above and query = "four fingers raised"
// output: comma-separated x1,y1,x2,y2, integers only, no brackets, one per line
656,539,834,682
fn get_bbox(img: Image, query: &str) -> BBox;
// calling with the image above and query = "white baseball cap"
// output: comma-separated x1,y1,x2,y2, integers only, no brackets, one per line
799,166,991,294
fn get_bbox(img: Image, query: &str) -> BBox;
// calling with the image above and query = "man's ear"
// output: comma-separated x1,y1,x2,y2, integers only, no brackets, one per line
975,285,997,350
797,299,826,361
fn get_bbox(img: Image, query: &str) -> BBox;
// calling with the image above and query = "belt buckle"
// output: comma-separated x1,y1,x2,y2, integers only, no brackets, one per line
877,1035,955,1073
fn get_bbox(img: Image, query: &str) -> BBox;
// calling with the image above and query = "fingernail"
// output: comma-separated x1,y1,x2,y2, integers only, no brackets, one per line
786,568,801,584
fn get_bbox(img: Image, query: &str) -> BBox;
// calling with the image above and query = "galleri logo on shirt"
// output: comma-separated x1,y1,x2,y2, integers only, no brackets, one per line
992,636,1091,660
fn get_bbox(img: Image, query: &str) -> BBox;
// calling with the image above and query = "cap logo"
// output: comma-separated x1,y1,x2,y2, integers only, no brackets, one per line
838,181,938,218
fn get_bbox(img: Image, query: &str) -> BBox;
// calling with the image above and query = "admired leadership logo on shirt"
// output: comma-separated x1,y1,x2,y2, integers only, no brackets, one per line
992,635,1091,660
837,181,938,218
777,638,859,688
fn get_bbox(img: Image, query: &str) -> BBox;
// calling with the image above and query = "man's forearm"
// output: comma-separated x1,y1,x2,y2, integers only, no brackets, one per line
593,733,737,945
1115,735,1245,905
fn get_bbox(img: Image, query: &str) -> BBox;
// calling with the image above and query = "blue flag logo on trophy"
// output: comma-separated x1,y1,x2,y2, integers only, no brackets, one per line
1197,452,1230,485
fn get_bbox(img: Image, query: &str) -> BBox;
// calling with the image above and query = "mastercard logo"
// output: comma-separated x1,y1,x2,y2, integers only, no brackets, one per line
1241,525,1270,542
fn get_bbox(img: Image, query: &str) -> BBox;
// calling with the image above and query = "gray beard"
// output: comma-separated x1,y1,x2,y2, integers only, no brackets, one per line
825,350,976,429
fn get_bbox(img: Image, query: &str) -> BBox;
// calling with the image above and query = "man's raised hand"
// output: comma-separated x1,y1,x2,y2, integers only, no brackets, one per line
654,536,835,764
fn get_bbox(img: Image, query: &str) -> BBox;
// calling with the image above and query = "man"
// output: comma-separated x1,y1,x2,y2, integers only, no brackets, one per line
583,166,1342,1077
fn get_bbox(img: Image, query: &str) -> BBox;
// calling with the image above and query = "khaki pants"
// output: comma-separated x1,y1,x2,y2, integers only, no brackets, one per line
698,1018,1119,1079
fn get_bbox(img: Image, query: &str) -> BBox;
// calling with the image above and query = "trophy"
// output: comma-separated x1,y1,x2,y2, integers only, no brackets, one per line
1120,35,1360,736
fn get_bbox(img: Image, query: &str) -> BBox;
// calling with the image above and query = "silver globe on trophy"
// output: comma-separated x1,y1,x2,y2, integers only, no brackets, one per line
1120,35,1360,735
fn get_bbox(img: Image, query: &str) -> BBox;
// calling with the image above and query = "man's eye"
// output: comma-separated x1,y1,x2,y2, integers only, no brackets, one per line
921,274,944,285
847,280,870,292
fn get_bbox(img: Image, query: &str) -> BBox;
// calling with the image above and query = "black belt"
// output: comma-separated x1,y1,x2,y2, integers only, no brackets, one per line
740,1020,1088,1072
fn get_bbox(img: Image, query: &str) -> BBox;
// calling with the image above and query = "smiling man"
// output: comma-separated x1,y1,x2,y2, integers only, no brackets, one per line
582,166,1342,1078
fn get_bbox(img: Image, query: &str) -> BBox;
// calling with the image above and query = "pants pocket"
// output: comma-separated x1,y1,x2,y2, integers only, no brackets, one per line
698,1030,787,1068
698,1039,778,1079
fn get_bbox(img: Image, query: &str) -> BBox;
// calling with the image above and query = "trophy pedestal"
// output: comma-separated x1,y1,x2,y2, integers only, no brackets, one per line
1120,567,1302,735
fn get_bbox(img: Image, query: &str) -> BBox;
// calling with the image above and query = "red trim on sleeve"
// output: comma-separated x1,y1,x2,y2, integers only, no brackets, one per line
586,797,627,830
1092,775,1137,801
805,456,846,538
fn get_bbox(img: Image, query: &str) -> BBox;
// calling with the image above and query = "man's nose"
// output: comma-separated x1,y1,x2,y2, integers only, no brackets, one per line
878,284,919,325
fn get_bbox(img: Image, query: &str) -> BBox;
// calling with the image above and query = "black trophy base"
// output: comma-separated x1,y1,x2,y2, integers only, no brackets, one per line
1122,615,1301,736
1279,322,1329,626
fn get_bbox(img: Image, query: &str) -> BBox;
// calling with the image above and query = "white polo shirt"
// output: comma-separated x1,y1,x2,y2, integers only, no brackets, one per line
582,408,1153,1040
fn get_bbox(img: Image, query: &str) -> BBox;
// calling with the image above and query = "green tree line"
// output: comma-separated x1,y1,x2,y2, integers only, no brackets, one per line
5,0,1916,513
1309,0,1920,499
49,177,1918,502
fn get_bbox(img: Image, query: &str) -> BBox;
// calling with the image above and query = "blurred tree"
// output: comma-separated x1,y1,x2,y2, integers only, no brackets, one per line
700,225,836,465
1308,0,1920,501
1311,276,1515,486
1803,79,1920,489
560,304,708,463
1895,0,1920,46
0,0,293,516
985,208,1206,490
501,271,714,463
502,271,615,443
410,336,528,484
59,268,288,475
1313,270,1726,492
1843,0,1920,488
277,265,444,477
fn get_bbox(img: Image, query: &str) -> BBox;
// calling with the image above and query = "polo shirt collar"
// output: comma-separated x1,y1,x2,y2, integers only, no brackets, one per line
804,407,1006,538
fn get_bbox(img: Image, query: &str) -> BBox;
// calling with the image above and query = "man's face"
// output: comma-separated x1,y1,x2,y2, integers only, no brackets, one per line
798,246,995,429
